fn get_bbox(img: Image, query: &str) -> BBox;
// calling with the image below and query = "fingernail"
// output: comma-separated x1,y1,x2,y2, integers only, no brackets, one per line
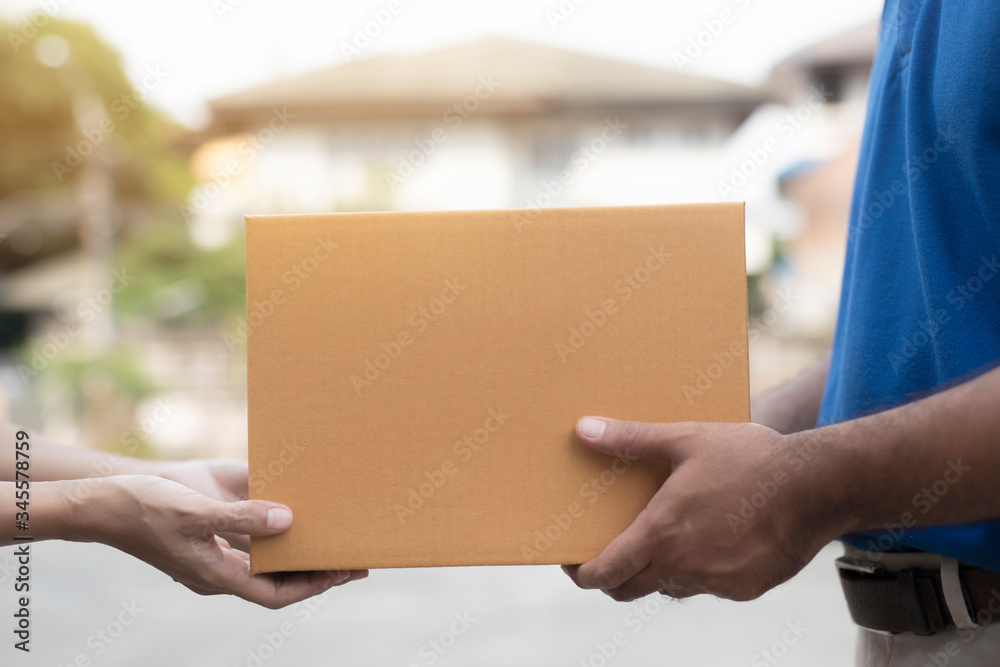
578,417,606,439
266,508,293,530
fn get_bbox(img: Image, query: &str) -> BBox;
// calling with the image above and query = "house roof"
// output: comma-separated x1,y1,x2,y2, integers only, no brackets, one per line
207,36,768,132
777,20,880,70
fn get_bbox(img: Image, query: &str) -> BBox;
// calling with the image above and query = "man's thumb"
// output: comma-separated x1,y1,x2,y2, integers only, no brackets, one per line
209,500,293,536
575,416,677,461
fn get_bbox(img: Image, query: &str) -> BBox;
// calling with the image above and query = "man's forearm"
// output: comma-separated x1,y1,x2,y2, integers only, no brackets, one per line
800,363,1000,536
751,350,830,434
0,421,163,482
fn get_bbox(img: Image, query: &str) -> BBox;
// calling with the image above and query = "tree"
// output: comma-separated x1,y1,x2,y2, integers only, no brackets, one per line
0,16,191,203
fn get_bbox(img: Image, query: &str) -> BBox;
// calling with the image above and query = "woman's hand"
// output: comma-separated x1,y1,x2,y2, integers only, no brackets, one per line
65,475,367,609
159,459,254,550
159,459,250,503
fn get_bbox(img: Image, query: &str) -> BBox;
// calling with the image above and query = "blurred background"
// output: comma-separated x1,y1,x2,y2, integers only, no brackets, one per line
0,0,883,664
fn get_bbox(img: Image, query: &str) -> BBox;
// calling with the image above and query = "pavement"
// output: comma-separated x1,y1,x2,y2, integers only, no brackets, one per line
0,540,856,666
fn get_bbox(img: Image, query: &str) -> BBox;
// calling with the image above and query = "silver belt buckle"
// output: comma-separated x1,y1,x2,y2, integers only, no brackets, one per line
836,556,887,576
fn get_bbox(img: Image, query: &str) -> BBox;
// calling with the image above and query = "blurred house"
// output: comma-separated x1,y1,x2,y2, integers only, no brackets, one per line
2,25,880,456
765,20,879,338
728,20,878,394
186,36,768,249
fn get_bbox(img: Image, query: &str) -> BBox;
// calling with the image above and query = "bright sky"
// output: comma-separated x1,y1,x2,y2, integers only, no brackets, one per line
6,0,884,128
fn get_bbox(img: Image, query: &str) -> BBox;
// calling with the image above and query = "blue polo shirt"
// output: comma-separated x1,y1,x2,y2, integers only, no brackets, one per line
819,0,1000,571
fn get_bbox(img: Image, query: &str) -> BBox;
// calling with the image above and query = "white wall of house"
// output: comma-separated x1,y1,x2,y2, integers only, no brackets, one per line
186,110,744,253
391,120,516,211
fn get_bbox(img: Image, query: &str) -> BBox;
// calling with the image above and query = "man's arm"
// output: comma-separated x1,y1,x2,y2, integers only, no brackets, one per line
562,363,1000,603
825,362,1000,531
750,350,830,434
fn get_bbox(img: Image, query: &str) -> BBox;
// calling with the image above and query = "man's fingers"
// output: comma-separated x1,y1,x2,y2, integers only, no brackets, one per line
605,571,705,603
340,569,370,584
576,417,691,461
208,500,293,537
564,512,653,591
568,418,689,594
566,523,706,602
600,563,657,602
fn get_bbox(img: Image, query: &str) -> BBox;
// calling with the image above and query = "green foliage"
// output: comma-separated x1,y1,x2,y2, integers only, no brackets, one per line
19,343,156,411
18,343,162,456
0,16,192,203
57,348,155,401
115,221,247,326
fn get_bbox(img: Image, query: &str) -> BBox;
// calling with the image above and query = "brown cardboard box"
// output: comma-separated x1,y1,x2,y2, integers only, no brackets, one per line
246,203,748,572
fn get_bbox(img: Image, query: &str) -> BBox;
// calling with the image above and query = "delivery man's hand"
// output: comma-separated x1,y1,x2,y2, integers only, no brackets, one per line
65,475,367,608
561,416,842,602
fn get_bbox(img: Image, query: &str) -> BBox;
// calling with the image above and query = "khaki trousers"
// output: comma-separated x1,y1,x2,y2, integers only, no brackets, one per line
844,546,1000,667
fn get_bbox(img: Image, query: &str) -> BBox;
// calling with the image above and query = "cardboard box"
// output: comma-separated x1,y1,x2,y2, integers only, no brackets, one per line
247,203,748,572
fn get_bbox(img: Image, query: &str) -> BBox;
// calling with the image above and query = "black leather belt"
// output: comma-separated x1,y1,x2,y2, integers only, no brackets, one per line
837,557,1000,636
